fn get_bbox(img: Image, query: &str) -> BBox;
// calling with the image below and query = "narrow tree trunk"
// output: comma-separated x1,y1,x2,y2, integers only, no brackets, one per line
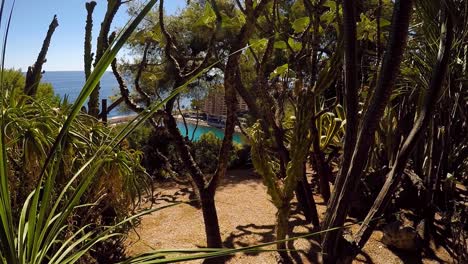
310,120,332,202
276,203,290,252
164,111,223,248
332,0,359,199
321,0,360,240
311,152,331,202
88,0,121,117
84,1,96,81
24,15,59,97
353,7,453,249
295,174,320,228
200,191,223,248
301,170,320,228
322,1,413,262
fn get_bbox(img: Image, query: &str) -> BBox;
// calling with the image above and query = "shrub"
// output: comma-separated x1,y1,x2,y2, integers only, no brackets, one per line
2,69,60,105
191,131,241,173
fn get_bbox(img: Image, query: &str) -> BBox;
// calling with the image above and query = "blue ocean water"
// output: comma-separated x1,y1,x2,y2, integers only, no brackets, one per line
42,71,244,143
42,71,124,117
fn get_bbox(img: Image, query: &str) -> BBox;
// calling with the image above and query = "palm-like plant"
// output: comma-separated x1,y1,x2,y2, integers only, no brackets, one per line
0,1,168,263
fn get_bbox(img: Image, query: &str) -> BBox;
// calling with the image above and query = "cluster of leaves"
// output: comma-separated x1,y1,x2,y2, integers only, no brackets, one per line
2,69,60,105
190,131,241,174
2,72,151,262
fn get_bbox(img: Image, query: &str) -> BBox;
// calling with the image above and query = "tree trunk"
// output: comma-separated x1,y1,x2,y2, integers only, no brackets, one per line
84,1,96,81
24,15,59,97
276,203,290,252
295,173,320,228
353,6,453,250
164,110,223,249
310,120,332,202
322,1,413,262
88,0,121,117
200,191,223,248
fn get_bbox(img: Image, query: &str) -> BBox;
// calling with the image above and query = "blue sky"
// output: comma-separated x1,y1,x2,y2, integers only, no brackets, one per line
4,0,186,71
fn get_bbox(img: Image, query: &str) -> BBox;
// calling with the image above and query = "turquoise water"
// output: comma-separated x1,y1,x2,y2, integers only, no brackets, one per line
176,122,244,144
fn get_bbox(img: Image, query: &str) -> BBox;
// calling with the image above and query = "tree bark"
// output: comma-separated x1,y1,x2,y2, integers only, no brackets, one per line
311,120,332,202
276,203,291,251
321,0,359,241
84,1,96,81
24,15,59,97
200,191,223,248
88,0,121,117
321,0,413,262
353,6,453,249
295,169,320,228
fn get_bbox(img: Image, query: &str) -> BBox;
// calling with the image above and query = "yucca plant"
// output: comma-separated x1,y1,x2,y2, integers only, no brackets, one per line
0,0,179,263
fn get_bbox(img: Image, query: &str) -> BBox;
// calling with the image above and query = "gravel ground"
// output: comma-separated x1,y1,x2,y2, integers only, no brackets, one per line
125,169,453,263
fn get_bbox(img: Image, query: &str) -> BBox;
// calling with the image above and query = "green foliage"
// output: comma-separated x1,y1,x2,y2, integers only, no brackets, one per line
1,78,152,263
1,69,60,105
288,37,303,52
292,17,310,33
0,0,170,262
35,82,60,105
249,122,283,206
269,63,290,79
121,122,154,149
194,3,216,29
249,91,316,208
356,13,391,41
274,40,287,49
316,105,345,152
191,132,240,174
320,0,342,31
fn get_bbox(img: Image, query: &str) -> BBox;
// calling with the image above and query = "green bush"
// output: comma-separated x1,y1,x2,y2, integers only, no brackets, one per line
191,131,241,173
119,122,154,149
2,87,150,262
124,128,246,178
2,69,60,105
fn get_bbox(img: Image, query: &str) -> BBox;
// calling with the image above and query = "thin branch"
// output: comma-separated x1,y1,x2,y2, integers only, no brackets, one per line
134,41,152,106
159,0,182,76
235,0,246,14
247,44,260,67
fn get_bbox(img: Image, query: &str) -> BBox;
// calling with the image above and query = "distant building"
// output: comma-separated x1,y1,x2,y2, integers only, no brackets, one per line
202,87,248,116
201,86,249,127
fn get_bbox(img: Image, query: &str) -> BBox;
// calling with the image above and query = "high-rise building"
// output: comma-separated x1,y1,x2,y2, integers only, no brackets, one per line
202,87,249,121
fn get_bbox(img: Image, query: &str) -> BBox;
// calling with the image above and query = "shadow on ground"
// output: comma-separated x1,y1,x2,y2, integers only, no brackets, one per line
223,203,322,264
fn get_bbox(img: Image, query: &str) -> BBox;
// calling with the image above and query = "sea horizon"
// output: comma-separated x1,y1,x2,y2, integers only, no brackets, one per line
41,71,126,117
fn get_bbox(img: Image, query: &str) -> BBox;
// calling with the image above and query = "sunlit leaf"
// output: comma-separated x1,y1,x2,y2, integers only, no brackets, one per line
194,3,216,28
274,40,287,50
270,64,289,79
288,37,302,52
292,17,310,33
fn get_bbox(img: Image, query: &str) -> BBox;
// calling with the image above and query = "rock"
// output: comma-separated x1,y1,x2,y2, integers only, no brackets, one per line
381,220,422,251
